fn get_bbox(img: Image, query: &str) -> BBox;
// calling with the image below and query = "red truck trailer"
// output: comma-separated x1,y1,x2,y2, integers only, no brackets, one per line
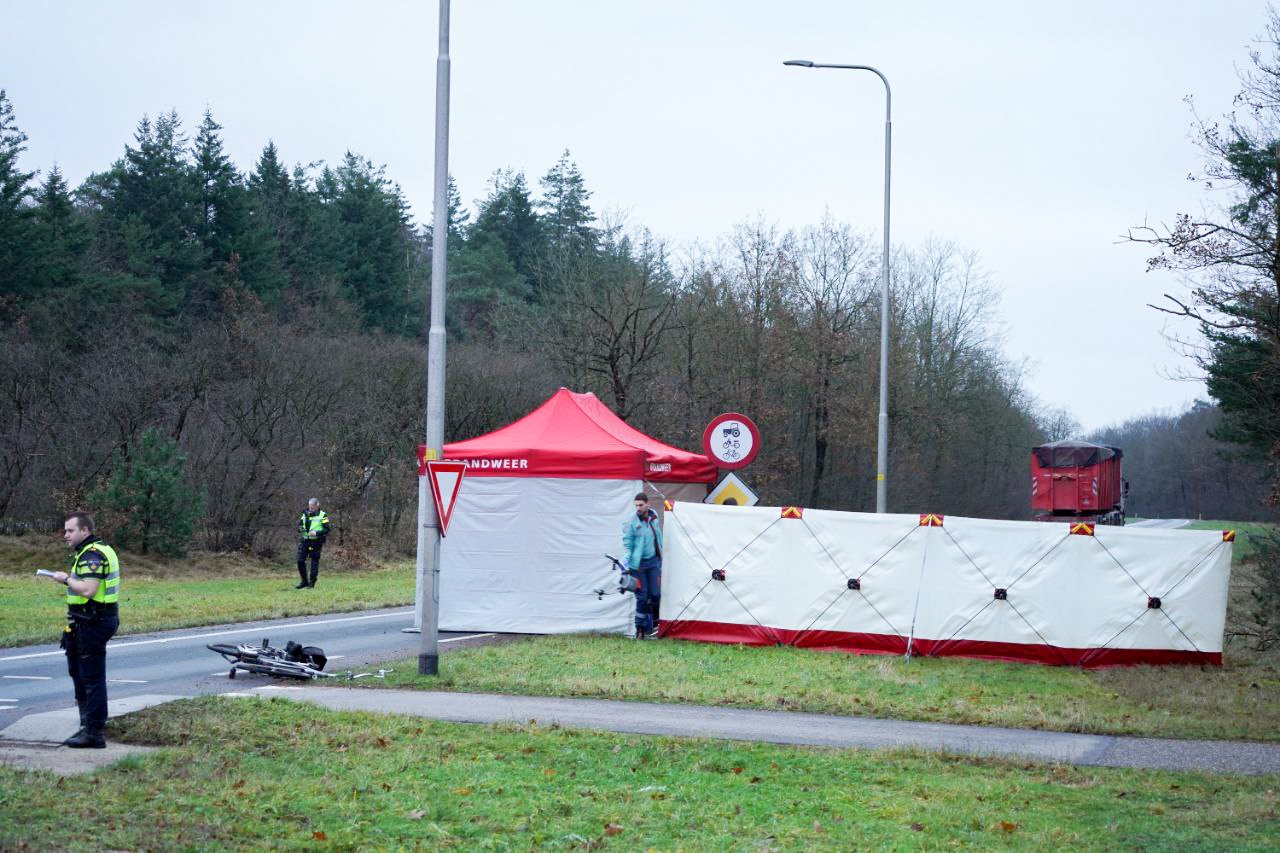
1030,440,1127,525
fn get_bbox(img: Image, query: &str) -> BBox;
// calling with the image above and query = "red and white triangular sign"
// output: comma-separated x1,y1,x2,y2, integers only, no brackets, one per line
425,460,467,536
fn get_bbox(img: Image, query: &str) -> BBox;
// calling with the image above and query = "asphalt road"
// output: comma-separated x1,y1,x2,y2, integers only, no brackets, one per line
0,607,494,731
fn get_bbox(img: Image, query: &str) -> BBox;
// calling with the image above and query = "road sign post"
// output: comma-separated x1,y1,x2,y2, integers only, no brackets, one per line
702,413,761,470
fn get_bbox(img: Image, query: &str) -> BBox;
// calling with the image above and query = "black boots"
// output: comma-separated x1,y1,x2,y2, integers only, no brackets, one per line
295,580,310,589
63,704,105,748
64,729,106,749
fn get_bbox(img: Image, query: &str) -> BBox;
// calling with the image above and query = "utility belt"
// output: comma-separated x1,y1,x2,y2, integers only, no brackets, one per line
67,601,118,623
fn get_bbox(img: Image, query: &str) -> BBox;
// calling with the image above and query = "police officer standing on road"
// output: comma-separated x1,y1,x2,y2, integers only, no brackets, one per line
41,511,120,749
296,498,331,589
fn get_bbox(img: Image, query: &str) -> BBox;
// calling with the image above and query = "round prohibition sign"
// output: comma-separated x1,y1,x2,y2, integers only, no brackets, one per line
702,412,760,469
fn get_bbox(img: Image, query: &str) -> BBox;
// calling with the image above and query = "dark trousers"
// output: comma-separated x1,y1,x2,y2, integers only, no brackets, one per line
634,557,662,633
63,613,118,731
297,540,323,585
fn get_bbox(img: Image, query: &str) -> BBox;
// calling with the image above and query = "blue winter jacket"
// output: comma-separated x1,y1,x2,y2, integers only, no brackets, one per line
622,508,663,568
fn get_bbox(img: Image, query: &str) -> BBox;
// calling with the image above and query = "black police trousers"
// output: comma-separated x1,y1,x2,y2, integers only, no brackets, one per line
62,611,119,732
297,540,324,586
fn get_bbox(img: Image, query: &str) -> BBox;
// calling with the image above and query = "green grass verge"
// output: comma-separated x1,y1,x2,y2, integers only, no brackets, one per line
0,697,1274,850
0,535,414,647
1185,519,1274,562
370,635,1280,742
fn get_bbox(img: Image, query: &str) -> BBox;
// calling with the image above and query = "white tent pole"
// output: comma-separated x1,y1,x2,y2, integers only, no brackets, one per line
904,524,932,661
642,481,670,505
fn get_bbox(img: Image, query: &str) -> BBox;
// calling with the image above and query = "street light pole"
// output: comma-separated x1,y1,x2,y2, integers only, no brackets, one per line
784,59,892,513
415,0,451,676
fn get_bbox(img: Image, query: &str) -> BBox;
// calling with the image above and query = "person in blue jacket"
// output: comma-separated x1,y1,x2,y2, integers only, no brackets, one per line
621,492,663,638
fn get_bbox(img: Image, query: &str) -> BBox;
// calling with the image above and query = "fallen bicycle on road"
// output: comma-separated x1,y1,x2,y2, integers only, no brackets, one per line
207,638,391,681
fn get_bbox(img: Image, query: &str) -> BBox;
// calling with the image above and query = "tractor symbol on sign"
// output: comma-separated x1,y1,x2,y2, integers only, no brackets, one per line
721,424,741,459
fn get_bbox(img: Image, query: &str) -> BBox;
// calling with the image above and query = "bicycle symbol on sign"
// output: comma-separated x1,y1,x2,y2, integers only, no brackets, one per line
721,424,742,459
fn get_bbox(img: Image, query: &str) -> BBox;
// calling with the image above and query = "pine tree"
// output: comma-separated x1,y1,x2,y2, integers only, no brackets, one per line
0,90,37,299
30,165,89,295
283,161,329,292
332,152,417,332
192,109,243,260
425,174,468,275
96,110,203,315
538,149,596,264
447,232,529,340
248,141,291,221
446,174,469,245
210,136,289,305
471,168,543,289
89,428,205,557
188,109,254,306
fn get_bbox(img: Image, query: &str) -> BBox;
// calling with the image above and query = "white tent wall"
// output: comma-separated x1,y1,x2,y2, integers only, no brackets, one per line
440,476,638,634
660,503,1233,667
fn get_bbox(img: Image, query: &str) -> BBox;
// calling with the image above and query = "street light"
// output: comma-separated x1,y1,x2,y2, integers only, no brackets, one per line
410,0,452,675
784,59,893,514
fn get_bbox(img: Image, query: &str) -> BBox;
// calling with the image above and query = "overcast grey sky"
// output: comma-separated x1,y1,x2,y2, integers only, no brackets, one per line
5,1,1269,431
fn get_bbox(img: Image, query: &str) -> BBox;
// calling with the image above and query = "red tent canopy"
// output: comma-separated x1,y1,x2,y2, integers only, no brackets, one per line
444,388,717,482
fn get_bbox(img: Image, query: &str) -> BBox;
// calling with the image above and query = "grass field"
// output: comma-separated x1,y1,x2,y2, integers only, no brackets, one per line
0,535,414,648
0,696,1275,850
370,633,1280,742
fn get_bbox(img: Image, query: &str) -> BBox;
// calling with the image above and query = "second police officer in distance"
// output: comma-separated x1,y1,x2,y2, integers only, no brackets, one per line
296,498,331,589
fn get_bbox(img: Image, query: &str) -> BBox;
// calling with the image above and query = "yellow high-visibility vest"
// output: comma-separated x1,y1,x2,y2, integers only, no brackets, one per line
66,540,120,606
299,510,330,540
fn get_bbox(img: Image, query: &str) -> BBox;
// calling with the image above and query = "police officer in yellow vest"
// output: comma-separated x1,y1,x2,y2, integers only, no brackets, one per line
296,498,331,588
45,512,120,749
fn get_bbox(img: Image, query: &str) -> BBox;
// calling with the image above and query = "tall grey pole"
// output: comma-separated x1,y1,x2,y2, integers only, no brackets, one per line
784,60,893,513
417,0,451,676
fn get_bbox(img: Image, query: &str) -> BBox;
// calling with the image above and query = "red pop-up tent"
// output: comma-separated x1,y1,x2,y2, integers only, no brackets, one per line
439,388,716,633
444,387,716,482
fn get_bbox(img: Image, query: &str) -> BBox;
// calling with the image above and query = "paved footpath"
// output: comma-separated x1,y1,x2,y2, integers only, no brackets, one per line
3,686,1278,777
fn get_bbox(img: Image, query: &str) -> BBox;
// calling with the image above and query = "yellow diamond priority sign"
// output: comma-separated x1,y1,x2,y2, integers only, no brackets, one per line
705,472,758,506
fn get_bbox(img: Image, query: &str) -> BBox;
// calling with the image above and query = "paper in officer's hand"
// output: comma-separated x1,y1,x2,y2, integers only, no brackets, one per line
35,569,57,578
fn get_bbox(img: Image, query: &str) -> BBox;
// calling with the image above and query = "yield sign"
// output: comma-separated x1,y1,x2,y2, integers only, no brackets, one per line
425,460,467,536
